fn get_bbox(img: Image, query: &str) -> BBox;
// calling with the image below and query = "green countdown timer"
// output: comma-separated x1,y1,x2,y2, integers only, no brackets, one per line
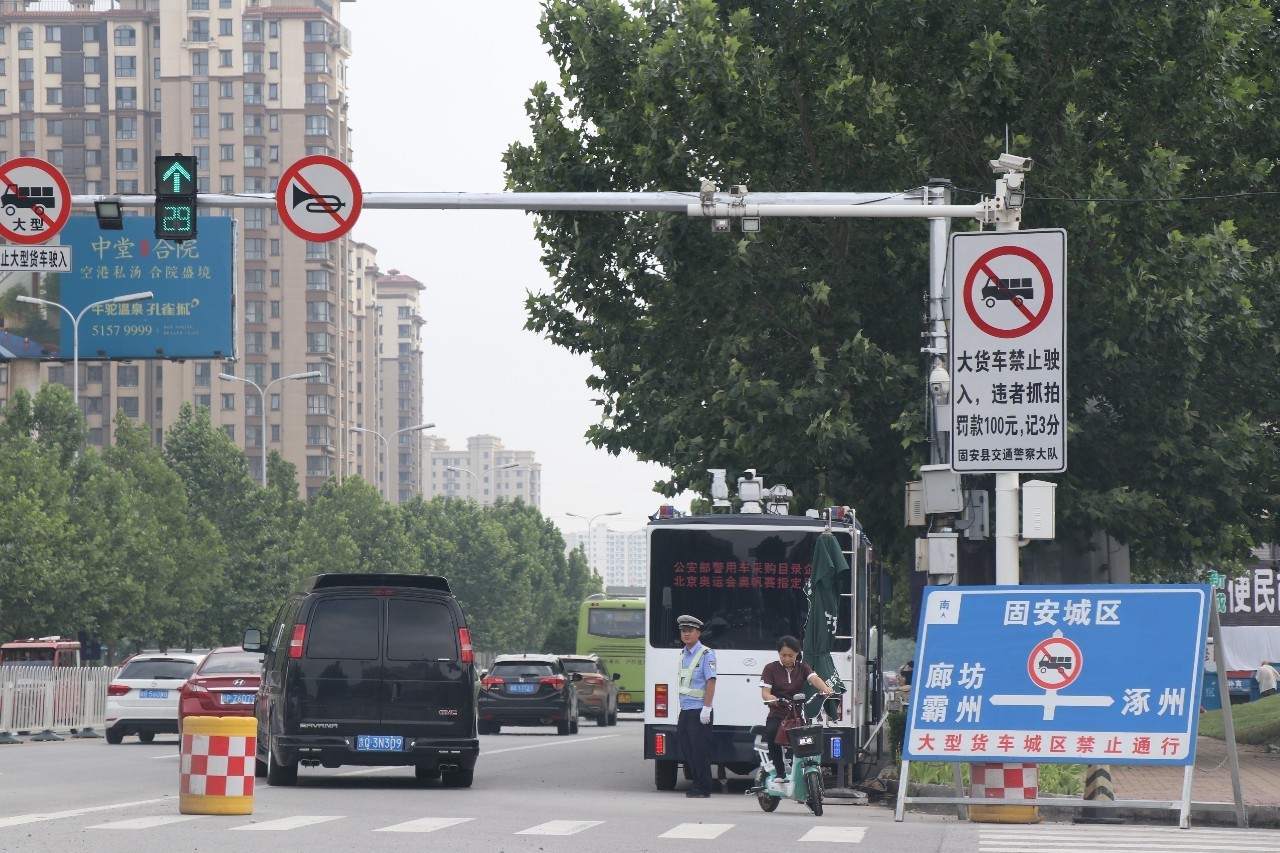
154,154,198,241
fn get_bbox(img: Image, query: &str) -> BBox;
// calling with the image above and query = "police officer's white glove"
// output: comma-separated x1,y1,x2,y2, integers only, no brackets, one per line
699,707,711,725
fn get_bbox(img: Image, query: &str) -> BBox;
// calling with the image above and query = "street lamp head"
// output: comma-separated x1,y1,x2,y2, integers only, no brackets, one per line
285,371,322,381
217,372,239,381
405,422,435,432
16,294,43,305
493,462,520,471
115,291,154,303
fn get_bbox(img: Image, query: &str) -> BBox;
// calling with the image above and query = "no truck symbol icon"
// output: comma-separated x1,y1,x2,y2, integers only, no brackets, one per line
962,245,1055,339
1027,636,1083,691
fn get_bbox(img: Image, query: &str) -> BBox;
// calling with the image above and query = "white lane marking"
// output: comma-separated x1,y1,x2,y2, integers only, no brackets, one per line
0,797,171,828
517,819,604,836
230,815,342,831
484,735,617,756
660,823,733,839
800,825,868,843
150,753,180,760
91,816,206,830
376,817,475,833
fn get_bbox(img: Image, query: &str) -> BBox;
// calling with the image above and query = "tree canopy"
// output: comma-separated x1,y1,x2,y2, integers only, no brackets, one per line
506,0,1280,579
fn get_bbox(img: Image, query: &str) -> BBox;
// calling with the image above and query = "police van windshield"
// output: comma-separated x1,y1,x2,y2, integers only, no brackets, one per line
648,527,853,651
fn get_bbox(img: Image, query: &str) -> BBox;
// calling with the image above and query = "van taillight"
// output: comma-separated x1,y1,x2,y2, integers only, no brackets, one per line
655,684,669,718
654,732,667,755
458,628,473,663
288,624,305,659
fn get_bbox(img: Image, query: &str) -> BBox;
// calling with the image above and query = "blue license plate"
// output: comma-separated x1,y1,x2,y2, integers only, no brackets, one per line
356,735,403,752
139,689,168,699
507,683,537,694
221,692,256,705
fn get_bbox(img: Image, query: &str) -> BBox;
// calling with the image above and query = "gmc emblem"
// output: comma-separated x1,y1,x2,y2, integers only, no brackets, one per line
437,709,458,716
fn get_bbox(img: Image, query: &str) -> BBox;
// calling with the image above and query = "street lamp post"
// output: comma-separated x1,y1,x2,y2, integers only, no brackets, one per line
352,422,436,500
445,461,519,503
565,511,622,577
218,370,322,481
17,291,155,408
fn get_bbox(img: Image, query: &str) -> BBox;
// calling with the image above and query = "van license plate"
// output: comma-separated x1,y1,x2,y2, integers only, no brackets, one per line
507,683,537,694
356,735,403,752
221,693,256,705
140,689,168,699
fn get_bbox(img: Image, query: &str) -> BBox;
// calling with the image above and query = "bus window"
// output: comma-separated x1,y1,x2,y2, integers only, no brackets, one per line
587,608,645,639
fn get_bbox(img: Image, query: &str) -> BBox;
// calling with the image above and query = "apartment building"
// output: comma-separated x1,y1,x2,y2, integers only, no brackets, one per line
564,526,648,589
0,0,428,500
421,433,541,509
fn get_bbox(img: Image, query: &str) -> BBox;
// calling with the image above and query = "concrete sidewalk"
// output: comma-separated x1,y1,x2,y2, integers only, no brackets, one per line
1107,735,1280,827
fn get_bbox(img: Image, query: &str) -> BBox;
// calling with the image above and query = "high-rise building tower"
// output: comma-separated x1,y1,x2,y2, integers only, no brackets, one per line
0,0,427,500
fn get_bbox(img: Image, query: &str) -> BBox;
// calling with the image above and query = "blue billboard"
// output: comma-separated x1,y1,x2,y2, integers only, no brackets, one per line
1,216,235,359
903,584,1210,765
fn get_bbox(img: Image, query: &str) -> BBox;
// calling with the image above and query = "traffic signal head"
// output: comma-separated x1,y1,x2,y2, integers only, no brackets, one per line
155,154,198,241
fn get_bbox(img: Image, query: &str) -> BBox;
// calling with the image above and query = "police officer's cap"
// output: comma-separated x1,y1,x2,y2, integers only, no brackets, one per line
676,614,703,630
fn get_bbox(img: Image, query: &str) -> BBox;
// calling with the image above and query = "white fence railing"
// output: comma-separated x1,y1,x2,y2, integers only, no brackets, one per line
0,666,115,737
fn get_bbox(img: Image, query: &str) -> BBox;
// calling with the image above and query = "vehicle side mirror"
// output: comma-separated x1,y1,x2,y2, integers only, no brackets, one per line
570,672,583,681
613,673,622,681
242,629,263,652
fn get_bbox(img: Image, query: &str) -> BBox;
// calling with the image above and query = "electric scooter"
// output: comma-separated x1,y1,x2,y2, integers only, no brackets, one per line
749,692,831,816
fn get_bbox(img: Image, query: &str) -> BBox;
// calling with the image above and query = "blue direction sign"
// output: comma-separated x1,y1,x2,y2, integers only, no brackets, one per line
903,585,1210,765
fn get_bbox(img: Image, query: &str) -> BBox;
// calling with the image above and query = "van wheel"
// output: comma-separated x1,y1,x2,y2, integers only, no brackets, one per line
105,726,124,745
255,757,267,778
266,741,298,786
654,760,678,791
441,767,474,788
138,732,155,743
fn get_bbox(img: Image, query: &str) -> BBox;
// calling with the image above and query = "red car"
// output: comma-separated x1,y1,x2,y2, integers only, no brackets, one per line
177,646,264,727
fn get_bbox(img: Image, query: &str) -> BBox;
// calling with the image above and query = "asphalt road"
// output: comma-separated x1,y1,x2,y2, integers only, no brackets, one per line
1,720,1276,852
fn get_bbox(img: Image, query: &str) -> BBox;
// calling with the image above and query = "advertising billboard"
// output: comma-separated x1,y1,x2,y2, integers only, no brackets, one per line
0,216,235,360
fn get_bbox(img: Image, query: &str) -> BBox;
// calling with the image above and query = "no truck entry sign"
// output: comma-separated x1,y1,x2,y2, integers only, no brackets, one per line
903,585,1210,765
949,229,1067,473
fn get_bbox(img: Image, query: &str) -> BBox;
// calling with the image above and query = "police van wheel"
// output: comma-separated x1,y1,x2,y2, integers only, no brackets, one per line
265,740,298,786
654,760,678,791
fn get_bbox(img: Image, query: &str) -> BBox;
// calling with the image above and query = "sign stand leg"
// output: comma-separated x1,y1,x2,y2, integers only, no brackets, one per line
952,763,968,821
894,758,910,821
1208,605,1247,827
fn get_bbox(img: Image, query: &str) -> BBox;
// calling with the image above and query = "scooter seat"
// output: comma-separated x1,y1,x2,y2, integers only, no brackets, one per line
750,725,769,736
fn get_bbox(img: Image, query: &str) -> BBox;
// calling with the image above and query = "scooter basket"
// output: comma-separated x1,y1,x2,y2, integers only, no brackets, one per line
787,724,824,758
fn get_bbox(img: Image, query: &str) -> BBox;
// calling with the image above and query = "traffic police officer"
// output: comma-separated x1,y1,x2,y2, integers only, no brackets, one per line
675,614,717,797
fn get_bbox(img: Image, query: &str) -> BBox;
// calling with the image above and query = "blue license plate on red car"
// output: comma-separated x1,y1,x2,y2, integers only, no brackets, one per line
356,735,403,752
221,693,255,705
507,683,537,694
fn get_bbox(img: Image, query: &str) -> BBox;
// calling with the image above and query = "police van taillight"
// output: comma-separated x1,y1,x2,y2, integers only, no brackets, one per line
655,683,669,718
288,624,305,659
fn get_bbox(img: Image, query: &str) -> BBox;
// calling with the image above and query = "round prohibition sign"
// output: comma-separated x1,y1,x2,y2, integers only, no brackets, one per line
1027,636,1083,691
962,244,1055,339
276,155,363,242
0,157,72,245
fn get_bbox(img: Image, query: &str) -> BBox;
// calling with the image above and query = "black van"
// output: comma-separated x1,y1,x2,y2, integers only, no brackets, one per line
243,573,479,787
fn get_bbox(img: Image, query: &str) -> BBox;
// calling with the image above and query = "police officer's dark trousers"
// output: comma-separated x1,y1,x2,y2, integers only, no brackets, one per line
676,707,713,795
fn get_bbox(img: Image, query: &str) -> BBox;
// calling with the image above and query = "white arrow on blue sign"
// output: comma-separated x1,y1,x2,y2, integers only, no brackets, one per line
903,584,1210,765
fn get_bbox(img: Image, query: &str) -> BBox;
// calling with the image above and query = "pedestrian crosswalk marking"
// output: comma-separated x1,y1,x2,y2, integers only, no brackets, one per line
229,815,342,831
800,826,868,843
659,822,733,839
516,819,604,835
376,817,475,833
91,816,205,830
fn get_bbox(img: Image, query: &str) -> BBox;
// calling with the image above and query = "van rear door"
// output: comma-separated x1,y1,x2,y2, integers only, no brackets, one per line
293,596,382,736
382,596,473,739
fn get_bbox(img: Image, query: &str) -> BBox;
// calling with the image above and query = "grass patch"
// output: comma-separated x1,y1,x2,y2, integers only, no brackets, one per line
1198,694,1280,745
903,762,1084,795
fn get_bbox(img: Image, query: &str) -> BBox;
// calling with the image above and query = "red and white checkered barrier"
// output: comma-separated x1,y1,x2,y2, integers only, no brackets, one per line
179,717,256,815
970,762,1038,801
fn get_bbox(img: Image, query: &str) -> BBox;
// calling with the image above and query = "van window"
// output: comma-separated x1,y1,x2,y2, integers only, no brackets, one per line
308,598,379,659
387,599,456,661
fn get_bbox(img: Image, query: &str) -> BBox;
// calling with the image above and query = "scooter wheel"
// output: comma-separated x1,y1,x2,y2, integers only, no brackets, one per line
804,766,824,816
755,768,781,812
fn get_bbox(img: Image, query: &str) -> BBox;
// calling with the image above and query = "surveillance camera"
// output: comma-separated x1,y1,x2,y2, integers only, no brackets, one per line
929,365,951,399
729,184,748,196
989,153,1033,173
741,468,757,481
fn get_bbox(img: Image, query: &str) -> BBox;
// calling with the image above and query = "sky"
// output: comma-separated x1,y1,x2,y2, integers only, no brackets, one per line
340,2,693,533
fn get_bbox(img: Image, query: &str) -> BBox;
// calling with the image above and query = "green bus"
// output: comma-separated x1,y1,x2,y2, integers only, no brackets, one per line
577,594,645,712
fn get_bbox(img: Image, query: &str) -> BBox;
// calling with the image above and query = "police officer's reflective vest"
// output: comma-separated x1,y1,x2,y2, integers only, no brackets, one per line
678,646,710,699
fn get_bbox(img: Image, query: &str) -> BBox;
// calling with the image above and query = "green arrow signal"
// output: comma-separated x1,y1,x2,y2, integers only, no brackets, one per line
162,161,192,193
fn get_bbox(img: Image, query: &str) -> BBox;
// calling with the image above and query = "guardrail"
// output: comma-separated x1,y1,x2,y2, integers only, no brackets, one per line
0,666,115,742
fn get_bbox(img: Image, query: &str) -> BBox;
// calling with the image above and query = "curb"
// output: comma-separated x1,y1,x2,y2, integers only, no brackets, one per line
881,781,1280,828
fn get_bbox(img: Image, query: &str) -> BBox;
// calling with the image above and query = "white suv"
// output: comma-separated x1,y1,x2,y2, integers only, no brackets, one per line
105,652,205,744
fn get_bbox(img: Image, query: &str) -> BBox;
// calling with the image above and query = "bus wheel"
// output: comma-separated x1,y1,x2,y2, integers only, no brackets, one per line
654,760,679,791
